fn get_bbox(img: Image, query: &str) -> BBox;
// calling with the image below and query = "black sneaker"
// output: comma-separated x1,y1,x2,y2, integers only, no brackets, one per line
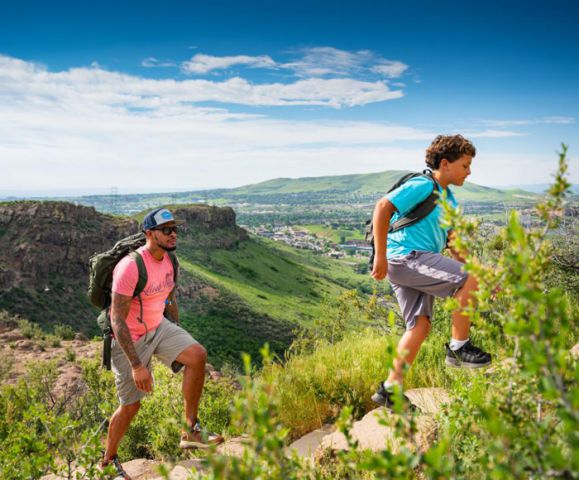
371,383,416,411
445,340,492,368
99,454,132,479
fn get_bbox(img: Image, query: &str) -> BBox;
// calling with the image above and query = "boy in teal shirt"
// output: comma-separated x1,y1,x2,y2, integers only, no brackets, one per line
371,134,491,408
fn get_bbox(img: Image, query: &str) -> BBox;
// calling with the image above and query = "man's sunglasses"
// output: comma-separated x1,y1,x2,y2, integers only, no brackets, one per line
153,226,180,235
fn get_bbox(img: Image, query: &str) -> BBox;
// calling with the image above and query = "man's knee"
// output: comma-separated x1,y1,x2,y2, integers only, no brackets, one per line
120,400,141,416
177,343,207,367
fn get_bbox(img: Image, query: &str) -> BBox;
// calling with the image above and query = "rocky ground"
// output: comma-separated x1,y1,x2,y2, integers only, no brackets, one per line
0,322,100,399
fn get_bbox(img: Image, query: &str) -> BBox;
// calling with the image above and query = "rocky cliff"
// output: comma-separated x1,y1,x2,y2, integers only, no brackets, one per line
0,201,136,290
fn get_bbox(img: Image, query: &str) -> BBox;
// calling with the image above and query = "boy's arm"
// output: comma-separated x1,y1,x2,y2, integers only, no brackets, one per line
446,230,466,263
371,198,397,281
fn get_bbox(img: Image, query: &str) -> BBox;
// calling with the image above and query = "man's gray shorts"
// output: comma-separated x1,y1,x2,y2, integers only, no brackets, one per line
387,251,468,330
111,318,198,405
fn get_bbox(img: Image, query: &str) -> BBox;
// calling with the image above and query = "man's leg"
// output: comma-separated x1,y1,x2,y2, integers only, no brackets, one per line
174,343,207,427
386,315,431,385
104,401,141,462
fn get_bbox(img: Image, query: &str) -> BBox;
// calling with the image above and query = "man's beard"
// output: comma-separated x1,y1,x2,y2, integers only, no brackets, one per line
162,245,177,252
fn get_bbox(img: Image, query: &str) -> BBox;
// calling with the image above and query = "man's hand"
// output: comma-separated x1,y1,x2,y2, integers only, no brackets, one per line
132,364,153,393
371,256,388,281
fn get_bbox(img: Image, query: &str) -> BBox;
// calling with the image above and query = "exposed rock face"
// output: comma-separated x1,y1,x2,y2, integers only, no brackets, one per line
173,205,248,249
0,201,137,289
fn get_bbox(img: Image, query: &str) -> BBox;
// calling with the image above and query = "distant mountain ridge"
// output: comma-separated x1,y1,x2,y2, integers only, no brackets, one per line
1,170,540,209
231,170,538,202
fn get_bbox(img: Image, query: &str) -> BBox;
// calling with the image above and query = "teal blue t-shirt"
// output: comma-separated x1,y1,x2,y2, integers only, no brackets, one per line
385,176,457,259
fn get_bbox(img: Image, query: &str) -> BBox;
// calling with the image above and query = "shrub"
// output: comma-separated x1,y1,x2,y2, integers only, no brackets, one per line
54,323,76,340
17,318,44,340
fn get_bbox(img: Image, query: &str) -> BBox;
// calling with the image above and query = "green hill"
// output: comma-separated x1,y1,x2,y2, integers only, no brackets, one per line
231,170,537,203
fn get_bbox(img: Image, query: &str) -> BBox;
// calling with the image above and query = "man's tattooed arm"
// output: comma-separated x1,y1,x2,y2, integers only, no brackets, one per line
111,292,142,368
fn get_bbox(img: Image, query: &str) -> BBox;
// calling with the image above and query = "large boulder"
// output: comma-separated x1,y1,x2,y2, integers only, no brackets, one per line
315,387,449,458
287,424,335,459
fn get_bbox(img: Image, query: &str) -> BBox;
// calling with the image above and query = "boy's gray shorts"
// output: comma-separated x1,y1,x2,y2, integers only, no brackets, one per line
387,251,468,330
111,318,198,405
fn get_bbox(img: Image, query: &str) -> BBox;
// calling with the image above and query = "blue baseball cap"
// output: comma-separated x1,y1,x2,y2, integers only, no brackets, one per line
142,208,184,231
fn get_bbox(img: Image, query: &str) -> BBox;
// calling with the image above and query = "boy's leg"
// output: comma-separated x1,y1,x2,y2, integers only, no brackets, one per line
451,274,478,340
386,251,490,371
387,315,431,385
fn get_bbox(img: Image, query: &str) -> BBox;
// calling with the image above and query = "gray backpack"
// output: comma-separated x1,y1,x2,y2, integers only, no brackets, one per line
88,233,178,369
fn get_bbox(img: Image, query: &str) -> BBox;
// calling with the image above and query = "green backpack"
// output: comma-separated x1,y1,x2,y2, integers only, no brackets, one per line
88,232,179,369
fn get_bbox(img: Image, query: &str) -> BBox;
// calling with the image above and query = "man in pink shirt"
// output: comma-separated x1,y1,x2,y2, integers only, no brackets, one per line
101,208,223,479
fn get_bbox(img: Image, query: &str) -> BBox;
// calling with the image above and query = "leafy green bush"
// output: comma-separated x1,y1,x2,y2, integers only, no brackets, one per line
17,318,44,340
429,144,578,478
54,323,76,340
0,355,14,382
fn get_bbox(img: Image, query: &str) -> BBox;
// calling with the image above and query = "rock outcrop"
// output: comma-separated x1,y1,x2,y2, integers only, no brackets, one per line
315,388,449,459
173,204,248,249
0,201,136,288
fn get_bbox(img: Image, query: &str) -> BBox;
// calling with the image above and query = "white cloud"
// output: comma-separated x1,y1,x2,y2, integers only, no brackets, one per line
543,116,575,125
371,61,408,78
182,54,276,74
179,47,409,81
0,54,544,193
141,57,177,68
0,54,402,108
481,117,576,127
283,47,408,79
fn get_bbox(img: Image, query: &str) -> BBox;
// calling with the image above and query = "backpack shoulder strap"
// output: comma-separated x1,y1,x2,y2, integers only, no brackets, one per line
167,251,179,284
128,250,147,325
388,170,439,233
129,250,148,297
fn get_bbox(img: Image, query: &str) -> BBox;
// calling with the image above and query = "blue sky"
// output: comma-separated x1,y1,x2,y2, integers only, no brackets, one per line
0,0,577,195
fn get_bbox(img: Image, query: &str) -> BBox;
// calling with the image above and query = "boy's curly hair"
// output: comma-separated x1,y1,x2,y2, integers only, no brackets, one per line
425,134,476,170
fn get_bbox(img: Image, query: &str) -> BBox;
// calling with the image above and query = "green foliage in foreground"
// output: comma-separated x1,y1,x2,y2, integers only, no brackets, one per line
202,145,578,479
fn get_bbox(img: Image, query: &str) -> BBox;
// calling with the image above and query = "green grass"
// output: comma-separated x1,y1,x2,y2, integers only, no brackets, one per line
173,234,378,368
298,224,365,244
179,236,375,326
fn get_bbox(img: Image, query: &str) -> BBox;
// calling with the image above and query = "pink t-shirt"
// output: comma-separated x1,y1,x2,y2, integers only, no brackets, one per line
111,246,175,341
